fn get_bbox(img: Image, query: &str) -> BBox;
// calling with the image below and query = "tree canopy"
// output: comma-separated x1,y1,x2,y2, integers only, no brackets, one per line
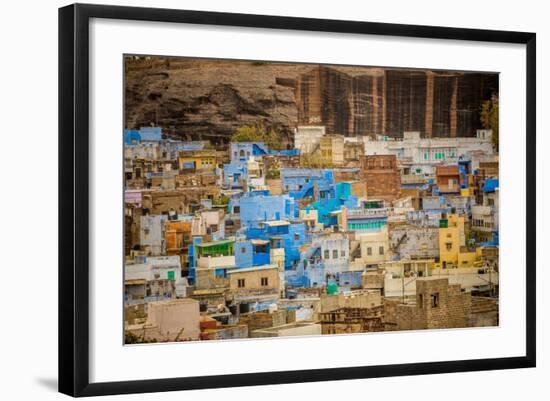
230,124,284,150
480,94,499,151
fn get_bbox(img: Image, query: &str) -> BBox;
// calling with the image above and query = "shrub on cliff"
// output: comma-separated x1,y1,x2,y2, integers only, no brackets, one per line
230,124,284,150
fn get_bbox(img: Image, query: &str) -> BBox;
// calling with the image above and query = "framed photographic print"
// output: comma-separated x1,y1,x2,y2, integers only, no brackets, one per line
58,3,536,397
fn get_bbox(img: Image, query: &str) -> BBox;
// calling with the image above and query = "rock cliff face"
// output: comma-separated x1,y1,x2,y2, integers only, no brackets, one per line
125,57,498,142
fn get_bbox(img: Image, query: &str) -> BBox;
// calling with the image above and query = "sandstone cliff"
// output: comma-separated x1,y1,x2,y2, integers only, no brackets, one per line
125,57,498,143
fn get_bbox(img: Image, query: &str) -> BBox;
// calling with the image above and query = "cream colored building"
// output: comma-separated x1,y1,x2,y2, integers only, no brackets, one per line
246,156,265,189
319,135,344,166
126,299,200,342
350,226,390,270
228,264,280,294
294,126,326,154
299,209,324,231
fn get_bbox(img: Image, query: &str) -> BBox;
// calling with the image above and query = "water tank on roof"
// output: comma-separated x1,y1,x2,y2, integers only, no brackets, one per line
326,282,338,295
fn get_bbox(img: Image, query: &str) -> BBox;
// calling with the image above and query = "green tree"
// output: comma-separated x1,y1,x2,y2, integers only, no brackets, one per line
299,153,333,168
480,94,499,151
230,124,284,150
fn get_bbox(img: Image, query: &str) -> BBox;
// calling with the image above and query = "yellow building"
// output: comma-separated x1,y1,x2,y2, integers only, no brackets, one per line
319,135,344,166
438,214,477,268
228,264,281,301
178,150,217,171
350,226,390,270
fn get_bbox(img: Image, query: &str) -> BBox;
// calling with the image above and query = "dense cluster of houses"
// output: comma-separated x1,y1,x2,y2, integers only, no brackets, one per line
124,125,499,343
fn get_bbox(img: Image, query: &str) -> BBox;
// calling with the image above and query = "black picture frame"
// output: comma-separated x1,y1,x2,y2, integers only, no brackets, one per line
59,3,536,397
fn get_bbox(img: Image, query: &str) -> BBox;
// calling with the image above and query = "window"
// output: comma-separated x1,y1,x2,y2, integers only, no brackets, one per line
379,246,384,255
404,263,411,273
237,279,245,288
261,277,269,286
488,198,495,206
167,271,175,281
241,247,246,253
333,250,338,259
431,293,440,308
367,247,372,256
418,294,423,308
324,250,330,259
341,250,346,257
446,242,452,251
294,234,300,241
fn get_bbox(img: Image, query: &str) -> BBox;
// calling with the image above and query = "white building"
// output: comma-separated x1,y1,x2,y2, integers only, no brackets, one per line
140,215,167,255
125,255,187,297
362,130,494,175
246,156,266,189
294,126,326,154
350,226,390,270
318,233,350,274
472,187,499,240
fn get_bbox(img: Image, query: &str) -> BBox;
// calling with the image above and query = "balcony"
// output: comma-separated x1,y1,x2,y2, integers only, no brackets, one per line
347,208,389,219
197,255,236,269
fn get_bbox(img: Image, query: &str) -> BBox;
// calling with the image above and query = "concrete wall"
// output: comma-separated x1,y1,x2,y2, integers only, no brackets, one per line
146,299,200,341
320,290,382,313
229,267,280,291
391,278,472,331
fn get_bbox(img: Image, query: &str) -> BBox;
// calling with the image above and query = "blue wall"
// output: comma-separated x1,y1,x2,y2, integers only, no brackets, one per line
245,222,306,269
223,161,247,188
124,127,162,144
230,142,268,162
239,194,297,228
124,129,141,145
187,236,203,283
139,126,162,141
311,182,358,226
235,241,254,268
281,168,334,199
482,178,499,193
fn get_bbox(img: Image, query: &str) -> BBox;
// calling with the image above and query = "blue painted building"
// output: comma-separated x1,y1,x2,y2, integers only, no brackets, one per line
239,194,297,228
187,236,203,284
482,178,499,193
124,127,163,145
230,142,268,163
338,271,363,288
311,182,358,227
422,195,472,216
228,190,271,215
223,142,269,189
245,221,306,269
280,168,334,199
458,158,473,189
124,129,141,145
269,149,300,157
235,239,271,268
222,162,247,189
139,126,163,142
